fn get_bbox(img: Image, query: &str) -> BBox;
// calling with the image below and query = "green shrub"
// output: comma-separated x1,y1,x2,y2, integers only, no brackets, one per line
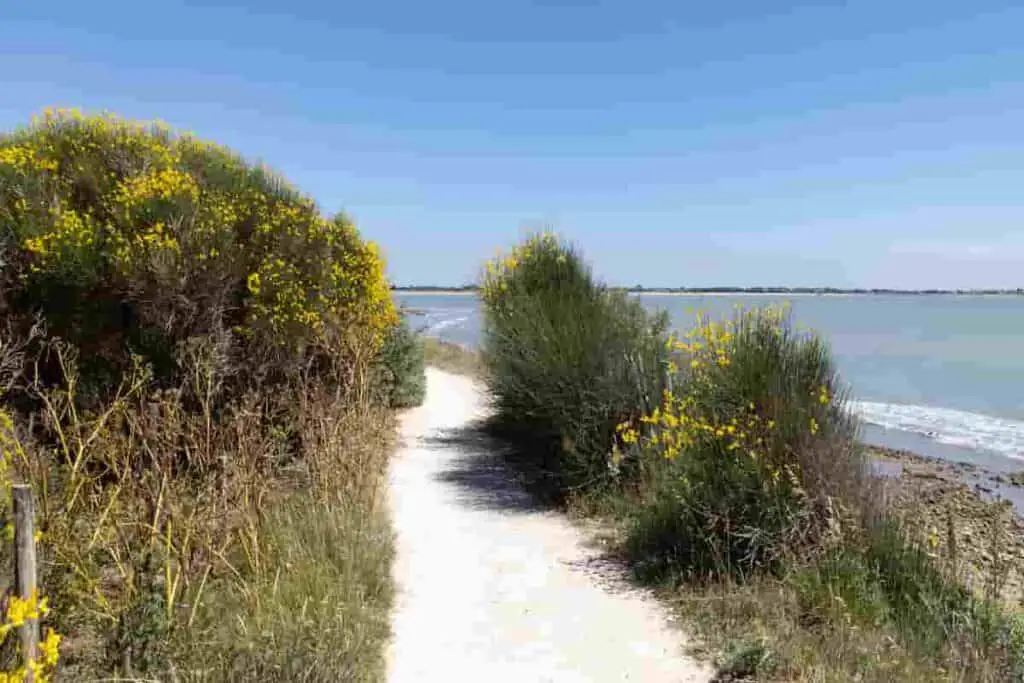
479,233,670,496
374,316,426,408
624,306,871,580
0,109,396,405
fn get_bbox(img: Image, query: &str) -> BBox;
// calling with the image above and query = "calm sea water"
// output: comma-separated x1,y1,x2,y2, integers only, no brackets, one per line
398,292,1024,469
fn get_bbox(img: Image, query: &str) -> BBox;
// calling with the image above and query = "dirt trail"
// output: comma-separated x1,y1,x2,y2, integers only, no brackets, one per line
386,368,712,682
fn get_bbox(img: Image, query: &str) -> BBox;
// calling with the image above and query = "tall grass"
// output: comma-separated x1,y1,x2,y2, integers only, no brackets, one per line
173,396,396,682
0,332,401,681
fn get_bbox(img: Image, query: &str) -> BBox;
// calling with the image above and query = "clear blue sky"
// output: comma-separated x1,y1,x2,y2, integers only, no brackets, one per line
2,1,1023,288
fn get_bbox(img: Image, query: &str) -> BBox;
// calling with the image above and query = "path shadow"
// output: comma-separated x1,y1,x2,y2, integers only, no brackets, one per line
425,422,554,513
425,423,671,603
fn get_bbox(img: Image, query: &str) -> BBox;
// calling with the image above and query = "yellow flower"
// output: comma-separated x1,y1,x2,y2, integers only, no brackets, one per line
247,272,261,295
40,628,62,667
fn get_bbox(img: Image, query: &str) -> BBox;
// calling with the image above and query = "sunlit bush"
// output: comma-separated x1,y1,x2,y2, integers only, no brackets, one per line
622,306,869,579
480,233,669,495
0,109,396,401
0,110,400,679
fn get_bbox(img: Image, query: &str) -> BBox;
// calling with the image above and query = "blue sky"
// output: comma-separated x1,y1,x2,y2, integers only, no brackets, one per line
2,1,1023,288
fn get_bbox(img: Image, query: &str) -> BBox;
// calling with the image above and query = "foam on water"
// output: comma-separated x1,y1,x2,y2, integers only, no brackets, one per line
852,401,1024,461
425,315,469,334
405,307,470,332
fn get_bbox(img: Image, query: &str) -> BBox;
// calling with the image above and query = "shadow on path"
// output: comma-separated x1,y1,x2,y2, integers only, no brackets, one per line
424,423,642,597
424,423,551,514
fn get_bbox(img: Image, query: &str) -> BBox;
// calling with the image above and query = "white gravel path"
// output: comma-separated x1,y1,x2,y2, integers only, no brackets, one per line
387,368,713,682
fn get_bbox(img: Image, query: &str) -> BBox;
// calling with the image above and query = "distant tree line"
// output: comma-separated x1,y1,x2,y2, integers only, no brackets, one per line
392,284,1024,295
621,286,1024,295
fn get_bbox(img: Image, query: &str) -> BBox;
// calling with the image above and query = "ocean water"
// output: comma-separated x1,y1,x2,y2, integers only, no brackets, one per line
398,292,1024,468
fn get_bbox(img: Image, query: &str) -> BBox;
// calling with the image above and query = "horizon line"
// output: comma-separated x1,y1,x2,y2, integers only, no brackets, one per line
392,285,1024,295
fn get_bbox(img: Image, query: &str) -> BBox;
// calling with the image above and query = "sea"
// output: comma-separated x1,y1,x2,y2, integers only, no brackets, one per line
398,291,1024,474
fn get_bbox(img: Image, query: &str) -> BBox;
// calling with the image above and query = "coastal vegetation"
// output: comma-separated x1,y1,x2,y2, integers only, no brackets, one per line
0,110,423,680
476,232,1024,681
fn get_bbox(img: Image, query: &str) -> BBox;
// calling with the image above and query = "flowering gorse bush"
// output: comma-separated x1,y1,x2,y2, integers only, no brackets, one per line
622,305,864,579
0,109,396,400
617,307,832,472
0,111,404,679
480,232,571,307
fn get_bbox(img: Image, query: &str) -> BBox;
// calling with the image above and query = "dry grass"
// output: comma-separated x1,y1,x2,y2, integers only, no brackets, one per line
578,491,1024,682
422,337,484,377
670,575,940,682
171,398,396,682
0,333,397,681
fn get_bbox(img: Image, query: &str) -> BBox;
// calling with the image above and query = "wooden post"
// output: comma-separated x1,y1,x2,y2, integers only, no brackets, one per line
12,484,39,676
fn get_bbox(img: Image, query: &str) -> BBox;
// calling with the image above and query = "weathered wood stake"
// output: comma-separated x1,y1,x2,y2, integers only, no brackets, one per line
12,484,39,674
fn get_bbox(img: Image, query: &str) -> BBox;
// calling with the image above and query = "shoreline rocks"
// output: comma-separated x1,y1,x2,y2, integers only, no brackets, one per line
869,446,1024,606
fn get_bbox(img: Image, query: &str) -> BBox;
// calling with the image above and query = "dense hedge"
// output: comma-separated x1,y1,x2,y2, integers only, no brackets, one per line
0,109,396,401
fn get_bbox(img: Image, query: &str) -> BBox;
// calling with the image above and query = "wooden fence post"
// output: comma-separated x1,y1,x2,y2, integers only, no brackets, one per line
12,484,39,677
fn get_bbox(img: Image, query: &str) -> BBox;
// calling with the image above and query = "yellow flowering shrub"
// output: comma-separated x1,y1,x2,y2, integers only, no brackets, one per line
480,232,574,310
0,589,61,683
0,111,403,679
623,305,860,579
0,109,396,398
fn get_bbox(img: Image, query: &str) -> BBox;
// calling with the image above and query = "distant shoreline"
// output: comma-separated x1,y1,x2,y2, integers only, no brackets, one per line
393,287,1024,297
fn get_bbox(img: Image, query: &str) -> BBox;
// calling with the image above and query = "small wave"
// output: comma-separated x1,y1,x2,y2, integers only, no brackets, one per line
425,315,470,335
851,401,1024,461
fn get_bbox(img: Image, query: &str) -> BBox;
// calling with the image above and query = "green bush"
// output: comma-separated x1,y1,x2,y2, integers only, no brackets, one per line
0,109,396,405
623,306,871,580
374,316,427,408
479,233,670,496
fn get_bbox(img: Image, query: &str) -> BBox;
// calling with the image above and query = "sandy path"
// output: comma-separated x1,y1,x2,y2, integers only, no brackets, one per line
387,368,712,682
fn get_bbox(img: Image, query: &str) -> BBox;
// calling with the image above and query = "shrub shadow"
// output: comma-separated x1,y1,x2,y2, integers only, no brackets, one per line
425,422,559,513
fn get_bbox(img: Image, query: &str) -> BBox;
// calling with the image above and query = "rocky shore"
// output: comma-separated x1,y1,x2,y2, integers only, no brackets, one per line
871,446,1024,606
